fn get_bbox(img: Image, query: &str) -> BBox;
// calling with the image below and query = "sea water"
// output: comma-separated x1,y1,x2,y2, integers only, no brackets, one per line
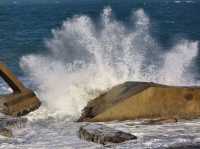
0,0,200,148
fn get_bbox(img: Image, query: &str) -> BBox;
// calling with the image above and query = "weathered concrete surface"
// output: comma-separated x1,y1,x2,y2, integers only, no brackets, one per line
79,81,200,122
0,63,41,116
79,124,137,145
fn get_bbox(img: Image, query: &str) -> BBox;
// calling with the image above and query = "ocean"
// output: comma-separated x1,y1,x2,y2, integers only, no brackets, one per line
0,0,200,148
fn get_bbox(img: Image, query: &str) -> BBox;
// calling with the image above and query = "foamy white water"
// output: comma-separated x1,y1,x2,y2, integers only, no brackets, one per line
1,118,200,149
0,7,199,149
20,7,199,118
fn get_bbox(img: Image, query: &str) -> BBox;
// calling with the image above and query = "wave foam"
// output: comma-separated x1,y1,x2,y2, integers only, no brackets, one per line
20,7,199,119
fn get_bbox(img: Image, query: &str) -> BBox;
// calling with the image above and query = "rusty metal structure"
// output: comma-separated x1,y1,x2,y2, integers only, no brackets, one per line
0,63,41,116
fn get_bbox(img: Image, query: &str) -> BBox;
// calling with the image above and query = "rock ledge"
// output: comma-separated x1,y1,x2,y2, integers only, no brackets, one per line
79,124,137,145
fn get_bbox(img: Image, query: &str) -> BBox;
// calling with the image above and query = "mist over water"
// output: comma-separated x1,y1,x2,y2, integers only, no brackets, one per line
20,7,199,119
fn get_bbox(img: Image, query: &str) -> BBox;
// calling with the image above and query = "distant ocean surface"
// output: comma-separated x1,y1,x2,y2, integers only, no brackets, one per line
1,0,200,148
0,0,200,75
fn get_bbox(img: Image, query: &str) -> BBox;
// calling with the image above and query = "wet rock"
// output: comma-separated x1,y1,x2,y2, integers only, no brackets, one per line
125,117,178,127
79,81,200,122
0,63,41,117
0,116,27,137
143,117,178,125
79,124,137,145
167,145,200,149
0,117,27,128
0,128,13,137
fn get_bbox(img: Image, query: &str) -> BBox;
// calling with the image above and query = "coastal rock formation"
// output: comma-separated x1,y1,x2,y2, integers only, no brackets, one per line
0,63,41,116
79,124,137,144
79,81,200,122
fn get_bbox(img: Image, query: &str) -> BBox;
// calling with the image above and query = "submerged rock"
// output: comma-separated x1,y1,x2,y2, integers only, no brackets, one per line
0,116,27,137
79,81,200,122
0,63,41,117
143,117,178,125
168,145,200,149
0,128,12,137
0,117,27,128
79,124,137,145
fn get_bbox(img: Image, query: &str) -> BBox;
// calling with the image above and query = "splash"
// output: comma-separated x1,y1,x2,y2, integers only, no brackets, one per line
159,40,198,85
20,7,199,119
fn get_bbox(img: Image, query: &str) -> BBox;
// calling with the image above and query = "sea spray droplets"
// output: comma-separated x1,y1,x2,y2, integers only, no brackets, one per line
20,55,93,119
159,40,199,85
134,9,150,30
20,7,198,119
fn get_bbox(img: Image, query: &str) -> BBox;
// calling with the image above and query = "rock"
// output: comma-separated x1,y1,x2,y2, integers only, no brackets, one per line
0,117,27,128
0,116,28,138
79,124,137,145
143,117,178,125
0,128,13,137
0,63,41,117
167,145,200,149
79,81,200,122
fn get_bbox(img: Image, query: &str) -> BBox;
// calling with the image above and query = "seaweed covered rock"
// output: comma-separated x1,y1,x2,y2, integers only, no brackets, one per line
79,124,137,145
79,81,200,122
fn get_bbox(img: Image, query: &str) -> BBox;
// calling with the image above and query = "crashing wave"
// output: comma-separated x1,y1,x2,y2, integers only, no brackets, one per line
20,7,199,119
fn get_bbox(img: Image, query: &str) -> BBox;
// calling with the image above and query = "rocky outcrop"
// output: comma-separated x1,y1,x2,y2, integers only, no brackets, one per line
79,124,137,145
0,63,41,116
79,81,200,122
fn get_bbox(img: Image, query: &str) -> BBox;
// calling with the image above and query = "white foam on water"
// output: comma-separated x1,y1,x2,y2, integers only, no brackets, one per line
1,119,200,149
0,7,197,149
20,7,199,119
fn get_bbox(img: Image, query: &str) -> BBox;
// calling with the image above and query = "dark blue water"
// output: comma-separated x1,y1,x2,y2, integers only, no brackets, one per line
0,0,200,76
